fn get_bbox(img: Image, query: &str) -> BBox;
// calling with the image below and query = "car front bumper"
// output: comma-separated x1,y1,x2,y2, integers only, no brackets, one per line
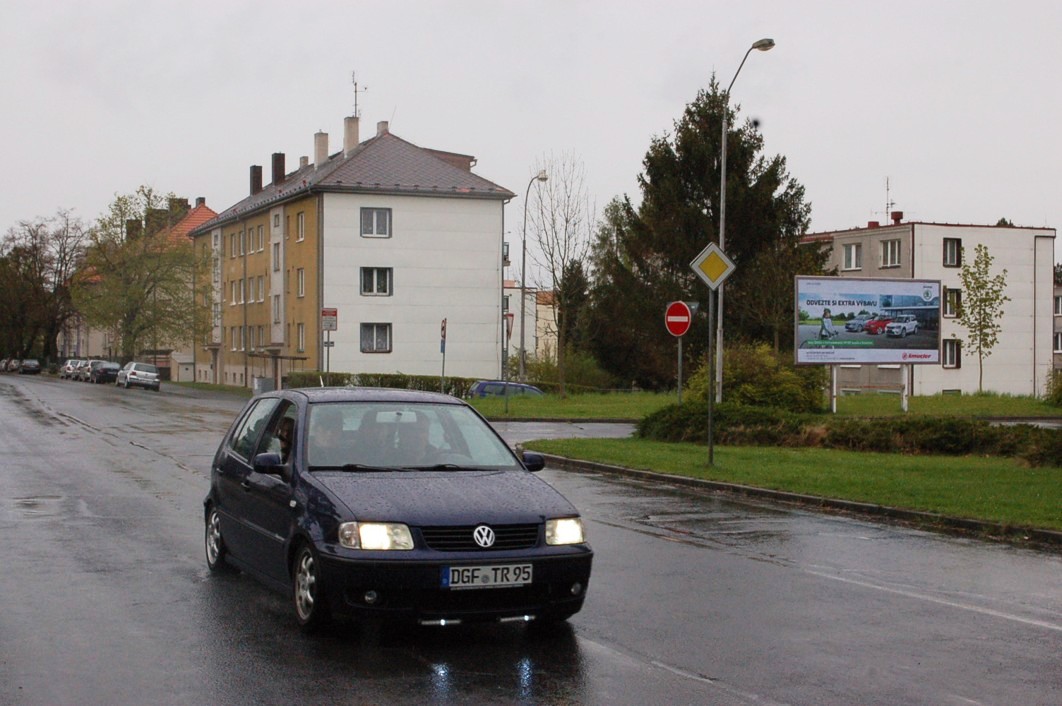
316,547,593,624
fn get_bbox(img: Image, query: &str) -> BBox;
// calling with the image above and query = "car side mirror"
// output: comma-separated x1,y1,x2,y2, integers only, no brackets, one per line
521,451,545,472
253,452,285,475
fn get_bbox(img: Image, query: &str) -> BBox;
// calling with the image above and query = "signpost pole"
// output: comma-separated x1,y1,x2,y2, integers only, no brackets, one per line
677,337,683,405
326,330,331,386
440,318,447,393
708,291,715,467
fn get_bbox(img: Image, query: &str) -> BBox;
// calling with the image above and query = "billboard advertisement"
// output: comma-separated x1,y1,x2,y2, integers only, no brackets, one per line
795,276,941,365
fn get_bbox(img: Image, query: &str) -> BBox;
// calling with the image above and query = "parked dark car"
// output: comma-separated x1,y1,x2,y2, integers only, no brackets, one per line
467,380,545,398
116,361,161,391
89,361,121,384
204,387,592,632
18,359,41,375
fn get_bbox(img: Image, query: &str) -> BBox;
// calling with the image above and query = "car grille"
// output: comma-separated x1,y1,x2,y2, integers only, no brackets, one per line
420,524,540,551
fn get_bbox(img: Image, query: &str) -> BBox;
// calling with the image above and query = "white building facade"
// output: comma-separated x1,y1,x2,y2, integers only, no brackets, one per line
807,217,1055,396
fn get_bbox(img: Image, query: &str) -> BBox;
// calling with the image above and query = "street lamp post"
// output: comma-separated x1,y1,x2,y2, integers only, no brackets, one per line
519,169,548,381
716,37,774,403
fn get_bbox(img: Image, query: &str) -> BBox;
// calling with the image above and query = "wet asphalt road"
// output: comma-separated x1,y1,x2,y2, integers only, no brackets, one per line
0,375,1059,705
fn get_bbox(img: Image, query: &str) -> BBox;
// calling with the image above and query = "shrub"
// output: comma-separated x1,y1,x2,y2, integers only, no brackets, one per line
522,348,618,394
1046,370,1062,407
637,401,811,446
685,343,827,413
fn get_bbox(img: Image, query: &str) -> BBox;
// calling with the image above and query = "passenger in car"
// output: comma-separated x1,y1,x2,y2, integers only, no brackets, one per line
275,417,295,463
309,408,349,466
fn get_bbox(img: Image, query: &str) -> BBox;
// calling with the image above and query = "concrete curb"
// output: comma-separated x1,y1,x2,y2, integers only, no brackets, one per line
539,453,1062,551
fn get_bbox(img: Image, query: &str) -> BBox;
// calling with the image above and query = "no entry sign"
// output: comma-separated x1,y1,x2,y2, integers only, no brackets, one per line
665,301,692,337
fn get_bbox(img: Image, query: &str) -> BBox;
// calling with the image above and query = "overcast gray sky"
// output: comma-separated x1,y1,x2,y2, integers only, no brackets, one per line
3,1,1059,259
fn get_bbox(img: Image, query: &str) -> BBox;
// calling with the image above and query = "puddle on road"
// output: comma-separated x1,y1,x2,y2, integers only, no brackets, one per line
8,495,64,518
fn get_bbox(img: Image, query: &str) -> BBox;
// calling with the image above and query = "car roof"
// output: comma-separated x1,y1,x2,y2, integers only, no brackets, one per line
261,386,466,406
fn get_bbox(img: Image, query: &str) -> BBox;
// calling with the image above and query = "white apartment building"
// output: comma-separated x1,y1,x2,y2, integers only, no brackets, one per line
804,213,1056,396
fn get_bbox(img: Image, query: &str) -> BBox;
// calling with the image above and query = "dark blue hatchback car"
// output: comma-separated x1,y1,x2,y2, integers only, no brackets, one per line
204,387,592,631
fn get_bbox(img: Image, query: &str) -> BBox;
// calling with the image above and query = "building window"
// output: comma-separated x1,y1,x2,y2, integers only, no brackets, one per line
297,212,305,242
273,294,280,323
943,339,961,368
361,208,391,238
274,214,280,228
502,294,510,311
230,326,237,351
258,325,265,348
273,242,280,271
297,268,305,297
1055,332,1062,353
240,230,246,256
843,243,862,271
944,288,962,317
230,281,237,305
257,225,264,252
257,275,265,302
1055,296,1062,316
360,323,392,353
296,323,305,352
943,238,962,267
881,239,901,268
360,267,392,296
239,278,245,304
230,233,236,258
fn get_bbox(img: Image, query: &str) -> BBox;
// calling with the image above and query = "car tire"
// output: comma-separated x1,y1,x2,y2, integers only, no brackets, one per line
205,505,235,573
292,543,331,632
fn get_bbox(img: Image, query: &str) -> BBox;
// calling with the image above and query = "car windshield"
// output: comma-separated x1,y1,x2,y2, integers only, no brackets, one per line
306,401,521,471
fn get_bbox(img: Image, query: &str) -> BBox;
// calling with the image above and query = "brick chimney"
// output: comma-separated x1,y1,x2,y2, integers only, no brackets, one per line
196,196,206,208
250,165,263,195
344,116,360,156
271,153,286,185
377,120,389,137
314,131,328,168
891,210,904,225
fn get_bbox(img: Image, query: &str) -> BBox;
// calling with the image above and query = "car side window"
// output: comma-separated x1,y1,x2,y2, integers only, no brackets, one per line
229,399,281,460
264,403,298,463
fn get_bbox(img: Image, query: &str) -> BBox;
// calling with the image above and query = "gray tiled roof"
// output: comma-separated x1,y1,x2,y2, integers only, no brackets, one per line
195,131,514,233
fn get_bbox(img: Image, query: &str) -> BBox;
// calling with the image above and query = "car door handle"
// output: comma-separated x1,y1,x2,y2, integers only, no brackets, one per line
241,480,252,491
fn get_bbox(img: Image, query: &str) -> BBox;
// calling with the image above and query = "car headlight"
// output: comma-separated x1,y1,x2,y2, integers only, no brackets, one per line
338,522,414,550
546,517,585,545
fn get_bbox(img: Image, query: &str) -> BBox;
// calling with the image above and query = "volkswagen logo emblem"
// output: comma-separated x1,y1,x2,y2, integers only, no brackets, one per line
473,525,495,548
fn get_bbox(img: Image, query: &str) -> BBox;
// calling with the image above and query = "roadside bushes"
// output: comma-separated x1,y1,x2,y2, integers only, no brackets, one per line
1046,370,1062,407
638,402,1062,467
685,343,827,413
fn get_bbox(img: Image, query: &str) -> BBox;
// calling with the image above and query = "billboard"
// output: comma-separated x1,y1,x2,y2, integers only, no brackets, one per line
795,276,941,365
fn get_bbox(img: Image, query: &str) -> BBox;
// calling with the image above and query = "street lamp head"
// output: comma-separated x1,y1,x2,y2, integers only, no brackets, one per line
535,169,548,182
752,38,775,51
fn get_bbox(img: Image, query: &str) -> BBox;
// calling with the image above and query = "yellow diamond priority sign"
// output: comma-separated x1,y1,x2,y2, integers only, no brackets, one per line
690,242,736,290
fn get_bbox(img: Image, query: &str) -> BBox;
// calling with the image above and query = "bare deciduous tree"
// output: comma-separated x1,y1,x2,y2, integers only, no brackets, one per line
527,152,595,395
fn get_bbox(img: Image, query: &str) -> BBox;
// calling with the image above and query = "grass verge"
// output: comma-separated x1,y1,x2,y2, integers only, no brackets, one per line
525,437,1062,531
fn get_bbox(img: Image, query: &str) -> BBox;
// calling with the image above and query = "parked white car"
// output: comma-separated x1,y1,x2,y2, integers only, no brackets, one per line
116,361,161,391
885,315,919,337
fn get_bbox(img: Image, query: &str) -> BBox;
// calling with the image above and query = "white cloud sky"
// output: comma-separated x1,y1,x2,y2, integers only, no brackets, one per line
2,0,1059,262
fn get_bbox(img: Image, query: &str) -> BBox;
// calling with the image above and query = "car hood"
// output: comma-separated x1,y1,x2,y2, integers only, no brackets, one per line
311,469,578,525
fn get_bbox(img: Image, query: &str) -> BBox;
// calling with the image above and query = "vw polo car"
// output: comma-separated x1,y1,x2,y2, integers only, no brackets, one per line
204,387,592,632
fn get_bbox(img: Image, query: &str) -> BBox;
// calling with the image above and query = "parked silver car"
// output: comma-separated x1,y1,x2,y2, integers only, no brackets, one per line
116,361,161,391
61,359,83,379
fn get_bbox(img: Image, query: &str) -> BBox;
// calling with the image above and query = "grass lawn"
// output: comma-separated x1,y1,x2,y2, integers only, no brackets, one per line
525,437,1062,531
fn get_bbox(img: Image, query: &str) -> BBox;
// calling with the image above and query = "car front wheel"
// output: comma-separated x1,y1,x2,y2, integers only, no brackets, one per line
292,543,331,632
205,506,234,573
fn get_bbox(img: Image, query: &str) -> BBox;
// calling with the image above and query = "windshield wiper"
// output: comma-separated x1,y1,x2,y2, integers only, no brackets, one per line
308,463,408,473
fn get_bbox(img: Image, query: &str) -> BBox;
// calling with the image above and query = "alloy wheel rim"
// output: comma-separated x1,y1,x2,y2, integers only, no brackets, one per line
295,551,316,619
206,512,221,564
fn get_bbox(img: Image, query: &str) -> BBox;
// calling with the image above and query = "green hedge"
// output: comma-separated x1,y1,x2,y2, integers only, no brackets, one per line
638,402,1062,467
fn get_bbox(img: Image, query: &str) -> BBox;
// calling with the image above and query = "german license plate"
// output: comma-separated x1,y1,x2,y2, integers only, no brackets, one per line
443,564,532,590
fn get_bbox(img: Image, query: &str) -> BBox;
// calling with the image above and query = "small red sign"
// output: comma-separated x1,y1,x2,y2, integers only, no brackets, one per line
665,301,692,337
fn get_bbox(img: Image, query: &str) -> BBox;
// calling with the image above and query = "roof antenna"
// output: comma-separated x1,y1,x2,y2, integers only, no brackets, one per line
885,177,895,219
351,71,368,118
